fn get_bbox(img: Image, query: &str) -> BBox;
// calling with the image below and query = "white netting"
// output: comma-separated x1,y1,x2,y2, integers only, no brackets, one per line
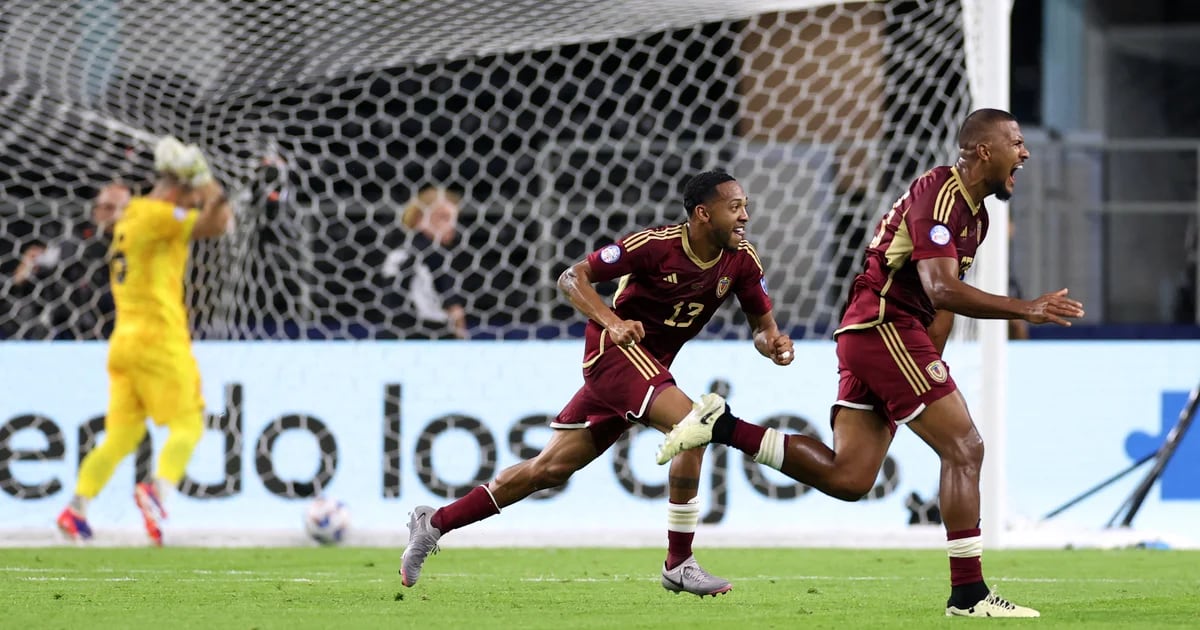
0,0,973,340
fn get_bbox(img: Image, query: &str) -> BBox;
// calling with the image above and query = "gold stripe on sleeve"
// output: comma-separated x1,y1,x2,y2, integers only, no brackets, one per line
624,225,683,251
934,179,957,224
738,241,764,272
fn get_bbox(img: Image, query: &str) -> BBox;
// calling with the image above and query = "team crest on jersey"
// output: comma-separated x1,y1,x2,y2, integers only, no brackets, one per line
925,360,948,383
930,224,951,246
600,244,621,263
716,276,732,298
173,207,188,221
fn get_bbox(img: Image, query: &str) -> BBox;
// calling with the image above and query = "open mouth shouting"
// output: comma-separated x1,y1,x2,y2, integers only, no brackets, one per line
1007,162,1024,190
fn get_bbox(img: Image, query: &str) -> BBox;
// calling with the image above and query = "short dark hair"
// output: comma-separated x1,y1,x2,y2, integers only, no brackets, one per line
957,108,1017,150
682,169,737,215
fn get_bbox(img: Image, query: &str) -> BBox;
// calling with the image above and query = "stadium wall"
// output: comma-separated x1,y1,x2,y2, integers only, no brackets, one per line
1,341,1197,549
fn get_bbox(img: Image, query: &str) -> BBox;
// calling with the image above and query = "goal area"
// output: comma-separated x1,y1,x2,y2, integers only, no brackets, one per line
0,0,1014,545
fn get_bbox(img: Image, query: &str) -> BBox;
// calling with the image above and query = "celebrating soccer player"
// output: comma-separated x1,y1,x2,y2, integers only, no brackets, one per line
56,136,233,546
400,169,794,595
656,109,1085,617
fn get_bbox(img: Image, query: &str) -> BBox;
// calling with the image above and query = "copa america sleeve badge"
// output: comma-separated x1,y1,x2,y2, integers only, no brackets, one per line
929,224,951,246
599,244,621,263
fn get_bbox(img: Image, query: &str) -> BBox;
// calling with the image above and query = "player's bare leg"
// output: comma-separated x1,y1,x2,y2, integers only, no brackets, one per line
646,386,732,597
908,391,1038,618
658,396,893,502
778,408,893,500
666,448,703,571
401,428,598,587
488,429,599,506
660,394,1037,616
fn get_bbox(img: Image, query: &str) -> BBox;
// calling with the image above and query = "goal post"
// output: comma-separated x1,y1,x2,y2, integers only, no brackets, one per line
960,0,1014,549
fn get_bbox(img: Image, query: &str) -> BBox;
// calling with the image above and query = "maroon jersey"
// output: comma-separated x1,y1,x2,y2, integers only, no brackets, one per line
584,223,772,366
837,165,989,332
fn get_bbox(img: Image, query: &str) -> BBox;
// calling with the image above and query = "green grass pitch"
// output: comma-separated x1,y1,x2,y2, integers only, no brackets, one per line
3,547,1198,628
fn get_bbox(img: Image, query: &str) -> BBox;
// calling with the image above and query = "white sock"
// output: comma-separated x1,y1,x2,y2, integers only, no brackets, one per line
667,497,701,534
947,534,984,559
753,427,786,470
154,478,174,505
69,495,90,517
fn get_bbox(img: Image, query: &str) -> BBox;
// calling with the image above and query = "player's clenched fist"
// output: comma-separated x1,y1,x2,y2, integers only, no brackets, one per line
607,319,645,348
1024,288,1085,326
770,334,794,365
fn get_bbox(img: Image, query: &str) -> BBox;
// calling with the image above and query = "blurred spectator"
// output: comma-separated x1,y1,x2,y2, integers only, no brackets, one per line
0,239,63,339
376,185,471,339
58,182,132,339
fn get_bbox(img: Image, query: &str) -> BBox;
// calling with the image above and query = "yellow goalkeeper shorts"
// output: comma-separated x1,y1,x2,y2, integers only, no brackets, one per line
106,337,205,428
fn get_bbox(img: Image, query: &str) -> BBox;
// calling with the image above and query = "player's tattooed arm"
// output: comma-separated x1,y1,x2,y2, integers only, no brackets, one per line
558,259,644,346
747,310,793,365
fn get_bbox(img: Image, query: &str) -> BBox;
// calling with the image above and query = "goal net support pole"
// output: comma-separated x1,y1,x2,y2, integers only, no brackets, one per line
961,0,1014,549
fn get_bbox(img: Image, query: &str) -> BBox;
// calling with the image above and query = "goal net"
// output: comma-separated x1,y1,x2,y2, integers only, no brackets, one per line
0,0,980,342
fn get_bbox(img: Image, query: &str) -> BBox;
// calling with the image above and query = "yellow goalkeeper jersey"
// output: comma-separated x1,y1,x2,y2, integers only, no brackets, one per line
109,197,198,346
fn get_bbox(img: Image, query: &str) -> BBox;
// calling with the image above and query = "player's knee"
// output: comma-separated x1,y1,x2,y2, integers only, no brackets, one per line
827,474,875,502
943,434,985,472
534,459,578,488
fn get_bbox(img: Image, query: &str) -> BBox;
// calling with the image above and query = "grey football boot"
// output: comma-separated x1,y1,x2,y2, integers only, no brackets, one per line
399,505,442,587
661,555,733,597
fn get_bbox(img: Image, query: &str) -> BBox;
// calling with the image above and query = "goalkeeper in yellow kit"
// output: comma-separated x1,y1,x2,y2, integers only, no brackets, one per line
57,137,233,546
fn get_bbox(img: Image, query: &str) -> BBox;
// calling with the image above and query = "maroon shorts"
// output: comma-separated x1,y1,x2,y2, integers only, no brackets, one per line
553,332,675,452
832,320,957,434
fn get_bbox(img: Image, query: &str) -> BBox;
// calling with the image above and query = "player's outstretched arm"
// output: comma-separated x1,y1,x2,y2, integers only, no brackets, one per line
191,180,233,240
746,310,793,365
917,257,1084,325
557,259,644,347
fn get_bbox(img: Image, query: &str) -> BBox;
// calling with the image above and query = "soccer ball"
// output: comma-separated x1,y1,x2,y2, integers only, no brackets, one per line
304,497,351,545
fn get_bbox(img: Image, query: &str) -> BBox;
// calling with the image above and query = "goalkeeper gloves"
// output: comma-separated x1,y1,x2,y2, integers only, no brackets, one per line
180,144,213,187
153,136,213,187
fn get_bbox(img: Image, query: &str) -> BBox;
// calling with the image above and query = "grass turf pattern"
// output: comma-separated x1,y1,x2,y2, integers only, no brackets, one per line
3,547,1198,628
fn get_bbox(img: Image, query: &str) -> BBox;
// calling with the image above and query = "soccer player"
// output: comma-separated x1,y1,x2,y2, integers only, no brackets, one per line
56,137,233,546
400,169,794,595
656,110,1085,617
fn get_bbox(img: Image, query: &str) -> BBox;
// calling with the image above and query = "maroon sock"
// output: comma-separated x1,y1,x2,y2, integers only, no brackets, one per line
947,527,984,586
429,486,500,534
666,530,695,570
728,419,767,456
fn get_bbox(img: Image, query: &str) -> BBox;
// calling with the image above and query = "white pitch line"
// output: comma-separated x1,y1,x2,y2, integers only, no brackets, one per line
0,567,344,576
21,577,138,582
3,567,1193,586
517,575,1189,585
19,576,388,583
